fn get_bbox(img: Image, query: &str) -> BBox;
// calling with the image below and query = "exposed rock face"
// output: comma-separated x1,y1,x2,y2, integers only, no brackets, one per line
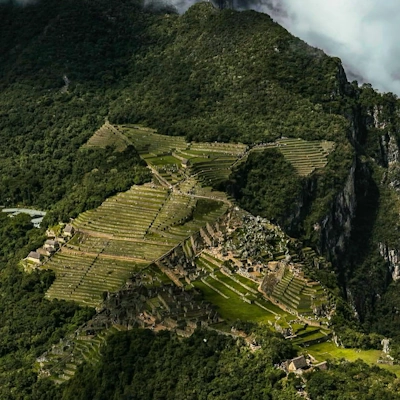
284,157,357,263
376,104,399,167
284,64,358,261
382,338,391,354
387,134,400,165
319,159,357,261
370,102,400,279
379,243,400,280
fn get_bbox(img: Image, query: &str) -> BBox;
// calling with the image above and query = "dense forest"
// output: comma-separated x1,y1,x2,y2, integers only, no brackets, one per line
0,213,94,399
2,0,400,398
61,329,400,400
62,329,298,400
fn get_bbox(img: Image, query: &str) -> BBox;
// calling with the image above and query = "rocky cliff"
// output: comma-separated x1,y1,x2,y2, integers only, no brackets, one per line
319,159,357,261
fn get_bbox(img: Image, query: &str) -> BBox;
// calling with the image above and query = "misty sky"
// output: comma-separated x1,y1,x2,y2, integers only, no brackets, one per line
165,0,400,95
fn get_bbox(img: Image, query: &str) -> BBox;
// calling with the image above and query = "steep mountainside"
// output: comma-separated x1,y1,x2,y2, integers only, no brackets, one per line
0,0,354,254
2,0,400,398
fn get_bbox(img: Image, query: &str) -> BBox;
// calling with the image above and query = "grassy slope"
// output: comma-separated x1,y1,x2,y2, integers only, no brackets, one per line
308,342,400,377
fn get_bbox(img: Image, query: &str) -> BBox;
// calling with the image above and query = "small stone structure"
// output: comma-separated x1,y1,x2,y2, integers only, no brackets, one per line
64,225,75,237
26,251,42,264
287,355,308,372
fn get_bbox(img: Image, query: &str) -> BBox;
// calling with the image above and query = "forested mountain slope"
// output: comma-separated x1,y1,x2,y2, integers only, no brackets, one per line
2,0,400,398
0,0,354,254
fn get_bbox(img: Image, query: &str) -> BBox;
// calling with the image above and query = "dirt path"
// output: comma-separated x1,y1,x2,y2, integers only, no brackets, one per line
148,165,171,188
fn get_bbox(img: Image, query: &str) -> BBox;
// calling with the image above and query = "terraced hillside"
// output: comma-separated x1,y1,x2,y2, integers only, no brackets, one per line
36,127,336,384
44,251,148,307
276,138,335,176
193,252,281,323
37,325,126,384
74,185,170,240
44,183,228,307
86,124,334,183
122,125,247,187
122,125,187,156
188,250,331,345
249,138,335,176
43,127,336,310
83,122,130,152
270,267,327,316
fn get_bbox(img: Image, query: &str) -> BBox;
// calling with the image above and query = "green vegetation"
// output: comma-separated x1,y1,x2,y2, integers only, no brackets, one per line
228,148,304,224
305,359,400,399
42,145,151,226
3,0,400,397
193,280,276,323
45,253,148,307
62,329,298,400
307,341,400,375
0,213,93,399
0,0,352,220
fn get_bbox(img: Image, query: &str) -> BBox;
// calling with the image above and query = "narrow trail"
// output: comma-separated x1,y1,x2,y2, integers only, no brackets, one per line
148,165,171,189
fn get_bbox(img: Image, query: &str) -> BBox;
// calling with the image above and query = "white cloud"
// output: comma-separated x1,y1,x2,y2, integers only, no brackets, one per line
167,0,400,95
262,0,400,95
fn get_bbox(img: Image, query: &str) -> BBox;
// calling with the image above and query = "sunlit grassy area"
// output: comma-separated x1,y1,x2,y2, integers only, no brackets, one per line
307,341,400,376
193,280,283,324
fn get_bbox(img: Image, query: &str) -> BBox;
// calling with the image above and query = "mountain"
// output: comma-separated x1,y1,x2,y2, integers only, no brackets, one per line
1,0,400,398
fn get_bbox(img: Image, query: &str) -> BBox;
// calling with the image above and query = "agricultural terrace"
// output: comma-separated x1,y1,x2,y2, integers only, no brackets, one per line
275,138,335,176
73,185,169,240
250,138,335,176
37,325,125,384
42,125,335,349
83,122,130,152
191,252,330,345
121,125,187,156
68,234,172,261
73,185,227,246
270,267,327,316
45,184,228,307
307,342,400,377
85,124,335,183
44,251,147,307
121,125,247,187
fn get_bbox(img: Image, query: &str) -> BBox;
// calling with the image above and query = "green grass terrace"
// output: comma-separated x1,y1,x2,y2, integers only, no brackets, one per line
44,251,147,307
67,233,173,260
73,185,169,239
83,123,129,152
122,127,187,155
271,268,327,316
276,138,335,176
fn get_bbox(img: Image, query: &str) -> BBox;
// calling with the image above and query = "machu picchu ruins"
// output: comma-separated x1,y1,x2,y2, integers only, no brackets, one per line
32,124,335,383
